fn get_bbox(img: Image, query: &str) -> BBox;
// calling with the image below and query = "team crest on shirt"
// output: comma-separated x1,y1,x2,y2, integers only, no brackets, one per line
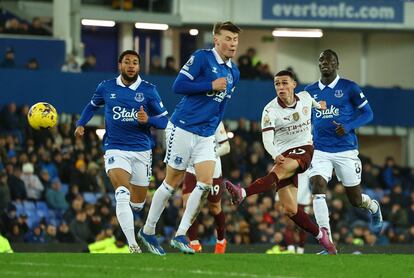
302,106,309,116
292,112,300,121
227,73,233,84
135,92,144,102
174,156,183,165
334,90,343,98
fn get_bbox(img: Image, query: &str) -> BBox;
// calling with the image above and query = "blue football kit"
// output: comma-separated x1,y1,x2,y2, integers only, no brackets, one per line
77,75,168,151
305,75,373,153
170,48,240,137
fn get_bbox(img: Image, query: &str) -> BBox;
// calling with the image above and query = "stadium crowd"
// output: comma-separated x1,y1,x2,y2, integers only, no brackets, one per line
0,102,413,251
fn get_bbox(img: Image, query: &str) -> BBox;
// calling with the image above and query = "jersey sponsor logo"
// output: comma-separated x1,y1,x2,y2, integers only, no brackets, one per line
227,73,233,84
334,90,343,98
281,119,311,135
110,93,116,99
112,106,138,122
315,105,339,118
135,92,144,102
206,90,228,103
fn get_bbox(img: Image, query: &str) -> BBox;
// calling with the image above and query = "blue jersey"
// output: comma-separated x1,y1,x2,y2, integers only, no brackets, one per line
305,76,368,153
89,76,167,152
170,48,240,136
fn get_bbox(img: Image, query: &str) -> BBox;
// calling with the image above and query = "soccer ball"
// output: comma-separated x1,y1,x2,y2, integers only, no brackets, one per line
27,102,58,130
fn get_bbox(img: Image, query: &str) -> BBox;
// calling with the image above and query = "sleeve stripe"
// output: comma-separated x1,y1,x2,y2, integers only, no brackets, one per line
179,70,194,80
358,100,368,109
218,139,229,144
90,100,104,107
262,127,275,132
153,111,168,118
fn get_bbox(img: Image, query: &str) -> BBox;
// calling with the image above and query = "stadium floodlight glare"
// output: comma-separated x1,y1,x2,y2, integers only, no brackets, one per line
81,19,115,27
189,29,199,36
135,22,169,30
272,28,323,38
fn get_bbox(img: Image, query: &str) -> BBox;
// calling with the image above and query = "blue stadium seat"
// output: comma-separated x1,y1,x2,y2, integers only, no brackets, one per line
36,201,48,211
60,183,69,195
13,201,25,216
36,202,49,219
23,200,36,212
25,211,40,229
83,192,98,204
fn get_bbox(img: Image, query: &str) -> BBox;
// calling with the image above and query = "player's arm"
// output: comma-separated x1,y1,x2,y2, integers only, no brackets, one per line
333,85,373,136
261,108,280,160
137,87,168,129
75,83,105,137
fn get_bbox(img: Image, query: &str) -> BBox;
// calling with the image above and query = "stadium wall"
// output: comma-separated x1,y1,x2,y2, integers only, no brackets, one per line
0,69,413,126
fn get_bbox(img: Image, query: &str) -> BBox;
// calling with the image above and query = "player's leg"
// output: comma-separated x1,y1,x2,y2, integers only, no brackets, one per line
140,123,189,255
309,150,334,240
182,171,202,252
208,177,226,253
278,183,336,254
225,157,299,205
334,150,383,233
105,150,140,253
296,172,312,254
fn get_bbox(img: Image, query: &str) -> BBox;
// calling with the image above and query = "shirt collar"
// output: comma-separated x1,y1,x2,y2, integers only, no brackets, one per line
277,94,300,108
212,48,232,68
318,75,340,90
116,75,142,91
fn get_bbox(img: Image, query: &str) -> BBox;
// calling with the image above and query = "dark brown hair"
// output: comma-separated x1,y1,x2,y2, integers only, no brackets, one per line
213,21,242,35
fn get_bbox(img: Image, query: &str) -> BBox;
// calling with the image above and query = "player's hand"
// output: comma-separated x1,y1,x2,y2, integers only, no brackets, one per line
212,77,227,91
74,126,85,138
333,121,346,136
275,155,285,165
137,106,148,124
318,101,327,110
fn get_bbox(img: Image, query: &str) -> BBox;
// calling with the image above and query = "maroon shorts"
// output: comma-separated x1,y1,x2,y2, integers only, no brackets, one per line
276,145,314,190
182,172,223,203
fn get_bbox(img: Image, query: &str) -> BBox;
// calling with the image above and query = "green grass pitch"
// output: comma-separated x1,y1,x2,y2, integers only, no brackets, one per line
1,253,413,278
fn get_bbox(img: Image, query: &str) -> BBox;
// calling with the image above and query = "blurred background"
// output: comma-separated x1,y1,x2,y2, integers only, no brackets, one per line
0,0,413,253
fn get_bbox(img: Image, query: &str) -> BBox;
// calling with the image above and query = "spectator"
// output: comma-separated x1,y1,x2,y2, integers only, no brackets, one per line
26,58,39,70
24,224,46,243
44,224,58,243
61,54,81,73
0,170,11,212
81,54,96,72
56,222,75,243
3,18,25,35
0,48,16,68
163,56,177,75
46,177,69,211
69,209,92,244
5,163,27,202
20,162,44,201
28,17,50,36
149,55,163,75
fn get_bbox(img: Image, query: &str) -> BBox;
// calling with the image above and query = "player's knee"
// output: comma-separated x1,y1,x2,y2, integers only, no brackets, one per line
115,186,130,204
284,206,297,217
208,203,221,215
310,176,327,194
130,200,145,212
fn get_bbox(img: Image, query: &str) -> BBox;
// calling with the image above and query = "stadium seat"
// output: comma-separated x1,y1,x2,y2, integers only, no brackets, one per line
36,202,49,219
25,211,40,229
12,201,25,216
23,200,36,212
60,183,69,195
83,192,98,204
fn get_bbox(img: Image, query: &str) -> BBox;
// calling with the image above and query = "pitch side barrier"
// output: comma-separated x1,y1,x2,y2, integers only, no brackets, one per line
0,69,413,126
10,243,414,254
